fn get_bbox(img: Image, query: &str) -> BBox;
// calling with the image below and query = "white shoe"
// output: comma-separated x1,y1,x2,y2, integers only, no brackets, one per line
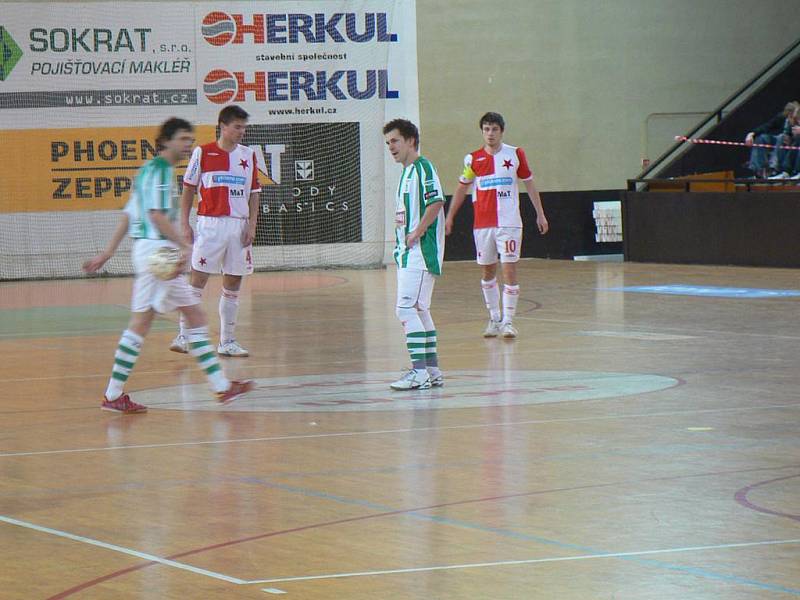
790,173,800,180
501,322,518,338
483,320,502,338
217,340,249,357
390,368,432,390
429,373,444,387
169,334,188,354
768,171,790,180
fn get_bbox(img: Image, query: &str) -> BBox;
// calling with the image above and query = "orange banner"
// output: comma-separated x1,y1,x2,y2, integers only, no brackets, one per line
0,125,215,212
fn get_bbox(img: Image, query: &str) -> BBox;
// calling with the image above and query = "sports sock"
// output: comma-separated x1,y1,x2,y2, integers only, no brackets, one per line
417,309,439,370
179,285,203,337
481,278,502,322
219,287,240,344
185,326,229,393
105,329,143,401
397,306,427,370
502,284,520,324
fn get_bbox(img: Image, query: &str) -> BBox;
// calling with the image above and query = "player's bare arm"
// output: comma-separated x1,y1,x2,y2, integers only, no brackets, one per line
243,190,259,246
407,201,444,247
179,183,196,244
445,182,470,235
523,179,549,235
83,213,130,273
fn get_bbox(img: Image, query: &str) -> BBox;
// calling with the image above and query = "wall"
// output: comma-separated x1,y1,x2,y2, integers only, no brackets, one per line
416,0,799,192
623,191,800,267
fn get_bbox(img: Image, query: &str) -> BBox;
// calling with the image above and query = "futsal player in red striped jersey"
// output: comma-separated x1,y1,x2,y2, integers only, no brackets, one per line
446,112,549,338
170,105,261,357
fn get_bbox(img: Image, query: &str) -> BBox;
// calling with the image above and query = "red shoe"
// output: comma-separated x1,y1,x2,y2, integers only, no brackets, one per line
101,394,147,414
217,380,255,405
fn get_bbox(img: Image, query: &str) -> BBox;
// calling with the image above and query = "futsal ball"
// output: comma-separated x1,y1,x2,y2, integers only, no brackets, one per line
147,246,182,280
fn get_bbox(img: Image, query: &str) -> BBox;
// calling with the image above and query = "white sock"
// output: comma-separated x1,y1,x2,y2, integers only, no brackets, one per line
481,278,501,322
219,287,240,344
105,329,143,401
179,285,203,337
503,284,520,324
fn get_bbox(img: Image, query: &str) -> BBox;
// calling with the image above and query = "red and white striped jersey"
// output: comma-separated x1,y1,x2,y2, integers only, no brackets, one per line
458,143,533,229
183,142,261,218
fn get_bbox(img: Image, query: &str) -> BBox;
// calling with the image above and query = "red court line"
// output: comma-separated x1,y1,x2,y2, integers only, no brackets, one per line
45,463,800,598
734,474,800,523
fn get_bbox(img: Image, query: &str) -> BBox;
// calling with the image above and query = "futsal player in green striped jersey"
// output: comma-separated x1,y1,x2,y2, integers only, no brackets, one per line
383,119,445,390
83,118,253,413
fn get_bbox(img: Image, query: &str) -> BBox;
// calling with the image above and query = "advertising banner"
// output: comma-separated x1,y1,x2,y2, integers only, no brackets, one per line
0,1,417,277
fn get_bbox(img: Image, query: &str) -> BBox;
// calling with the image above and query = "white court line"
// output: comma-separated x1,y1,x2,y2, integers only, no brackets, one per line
247,538,800,584
2,402,799,458
0,514,247,585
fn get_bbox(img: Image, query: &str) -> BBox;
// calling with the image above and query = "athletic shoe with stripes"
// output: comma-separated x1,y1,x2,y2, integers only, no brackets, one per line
169,334,188,354
101,394,147,414
218,340,249,357
217,380,255,405
483,320,502,338
390,368,432,390
501,322,518,338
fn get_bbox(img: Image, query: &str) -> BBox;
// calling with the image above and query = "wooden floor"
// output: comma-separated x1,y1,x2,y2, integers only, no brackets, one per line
1,259,799,599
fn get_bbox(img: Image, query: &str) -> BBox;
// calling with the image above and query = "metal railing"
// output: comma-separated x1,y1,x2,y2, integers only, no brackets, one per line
637,36,800,181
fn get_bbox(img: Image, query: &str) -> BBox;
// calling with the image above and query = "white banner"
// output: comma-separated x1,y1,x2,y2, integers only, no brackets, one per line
0,1,418,278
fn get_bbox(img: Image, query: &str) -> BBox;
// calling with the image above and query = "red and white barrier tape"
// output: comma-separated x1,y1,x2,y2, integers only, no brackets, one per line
674,135,800,151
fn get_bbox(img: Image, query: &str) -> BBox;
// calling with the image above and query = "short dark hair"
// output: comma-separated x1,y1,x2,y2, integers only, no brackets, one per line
479,112,505,131
218,105,249,125
156,117,193,150
383,118,419,149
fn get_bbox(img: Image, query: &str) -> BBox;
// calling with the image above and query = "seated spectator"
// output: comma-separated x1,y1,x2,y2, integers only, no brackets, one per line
745,101,798,178
772,102,800,179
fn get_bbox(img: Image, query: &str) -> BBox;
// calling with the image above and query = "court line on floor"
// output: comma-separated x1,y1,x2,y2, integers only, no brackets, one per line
2,401,799,458
735,474,800,523
235,478,800,596
0,514,247,585
245,537,800,586
42,467,800,598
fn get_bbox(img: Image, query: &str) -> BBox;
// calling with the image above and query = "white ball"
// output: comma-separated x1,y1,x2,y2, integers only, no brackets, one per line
147,246,181,280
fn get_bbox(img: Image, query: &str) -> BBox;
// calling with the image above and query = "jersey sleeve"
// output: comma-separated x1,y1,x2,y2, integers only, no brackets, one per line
249,150,262,194
144,162,172,211
516,147,533,181
419,161,444,206
458,153,475,184
183,146,202,187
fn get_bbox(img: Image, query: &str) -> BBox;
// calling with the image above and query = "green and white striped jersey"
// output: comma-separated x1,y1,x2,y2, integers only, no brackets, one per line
125,156,178,240
393,156,445,275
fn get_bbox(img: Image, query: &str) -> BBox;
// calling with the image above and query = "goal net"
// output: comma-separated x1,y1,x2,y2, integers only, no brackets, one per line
0,1,418,280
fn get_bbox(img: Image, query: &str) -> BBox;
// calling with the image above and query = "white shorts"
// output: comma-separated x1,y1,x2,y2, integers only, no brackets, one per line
131,239,199,314
192,216,254,276
396,268,436,310
473,227,522,265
